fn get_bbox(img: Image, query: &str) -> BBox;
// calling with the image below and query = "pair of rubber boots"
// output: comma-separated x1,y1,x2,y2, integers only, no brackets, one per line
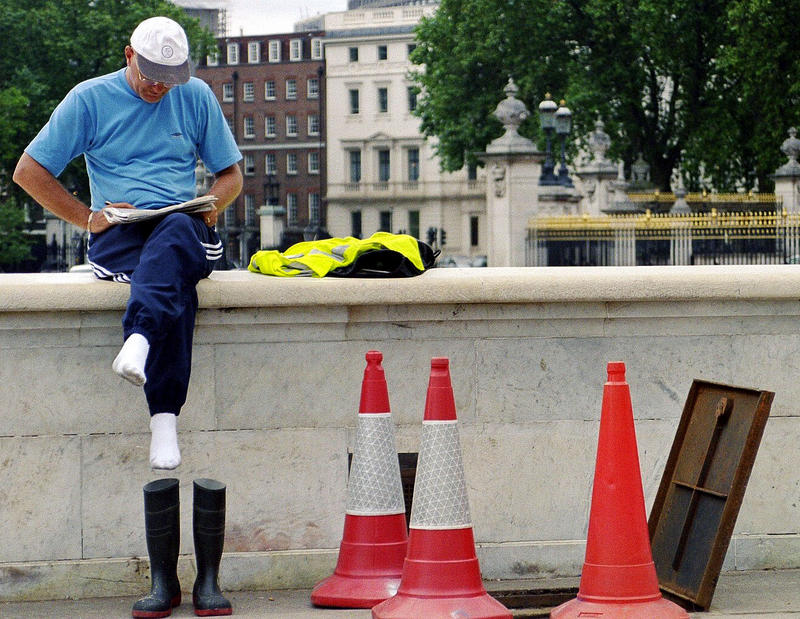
132,478,232,618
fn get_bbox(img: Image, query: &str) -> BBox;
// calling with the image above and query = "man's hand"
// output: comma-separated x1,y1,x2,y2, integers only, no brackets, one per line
202,208,219,228
91,202,135,235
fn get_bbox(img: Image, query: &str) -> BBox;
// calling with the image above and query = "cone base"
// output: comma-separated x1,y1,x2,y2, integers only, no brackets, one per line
372,591,512,619
311,572,401,608
550,595,689,618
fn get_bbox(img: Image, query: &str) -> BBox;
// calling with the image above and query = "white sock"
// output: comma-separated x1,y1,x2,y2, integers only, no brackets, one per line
149,413,181,470
112,333,149,386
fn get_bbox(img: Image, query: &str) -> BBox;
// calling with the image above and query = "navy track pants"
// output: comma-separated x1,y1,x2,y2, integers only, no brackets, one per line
87,213,222,416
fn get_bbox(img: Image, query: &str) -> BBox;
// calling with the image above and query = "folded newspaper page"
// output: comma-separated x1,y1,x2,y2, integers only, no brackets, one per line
102,195,218,224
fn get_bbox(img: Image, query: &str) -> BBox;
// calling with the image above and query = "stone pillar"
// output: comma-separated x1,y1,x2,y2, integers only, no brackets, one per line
259,204,286,249
577,120,618,216
772,128,800,214
477,78,543,267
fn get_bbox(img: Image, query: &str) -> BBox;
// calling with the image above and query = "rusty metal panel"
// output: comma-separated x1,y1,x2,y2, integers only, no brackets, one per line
648,380,773,611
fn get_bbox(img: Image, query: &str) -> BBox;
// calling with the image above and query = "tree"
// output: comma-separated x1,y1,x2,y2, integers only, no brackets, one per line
0,195,34,269
412,0,572,173
412,0,800,192
0,0,216,269
685,0,800,191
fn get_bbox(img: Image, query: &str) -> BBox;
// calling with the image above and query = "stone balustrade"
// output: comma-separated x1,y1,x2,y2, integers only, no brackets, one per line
2,266,800,601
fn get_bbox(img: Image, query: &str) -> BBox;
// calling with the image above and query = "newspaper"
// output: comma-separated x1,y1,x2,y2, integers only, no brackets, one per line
102,195,218,224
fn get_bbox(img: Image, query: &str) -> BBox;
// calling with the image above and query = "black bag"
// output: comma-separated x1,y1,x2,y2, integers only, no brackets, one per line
327,240,439,278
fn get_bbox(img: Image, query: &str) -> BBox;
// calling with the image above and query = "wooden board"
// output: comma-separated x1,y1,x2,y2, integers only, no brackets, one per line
648,380,773,610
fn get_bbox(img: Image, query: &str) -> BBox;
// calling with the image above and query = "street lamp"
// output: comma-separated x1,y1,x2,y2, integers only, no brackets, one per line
555,100,573,187
538,93,559,185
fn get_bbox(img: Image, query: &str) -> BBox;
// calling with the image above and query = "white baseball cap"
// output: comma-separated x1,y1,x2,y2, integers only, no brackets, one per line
130,16,190,85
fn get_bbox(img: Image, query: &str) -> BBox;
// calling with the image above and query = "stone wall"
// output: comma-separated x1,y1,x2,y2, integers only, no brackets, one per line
1,266,800,601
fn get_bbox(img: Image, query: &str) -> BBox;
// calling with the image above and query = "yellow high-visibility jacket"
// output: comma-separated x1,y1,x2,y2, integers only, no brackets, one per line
248,232,428,277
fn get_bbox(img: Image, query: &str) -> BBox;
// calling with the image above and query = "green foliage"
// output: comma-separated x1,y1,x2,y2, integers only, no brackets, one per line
412,0,572,171
412,0,800,192
0,195,34,269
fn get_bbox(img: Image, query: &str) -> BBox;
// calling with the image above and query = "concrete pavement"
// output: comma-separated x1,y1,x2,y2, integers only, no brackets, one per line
1,569,798,618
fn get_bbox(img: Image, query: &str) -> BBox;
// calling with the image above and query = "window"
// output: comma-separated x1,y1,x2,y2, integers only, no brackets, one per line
265,116,276,137
309,192,320,223
311,38,323,59
265,153,277,175
379,210,392,232
349,46,359,62
286,115,297,137
307,77,319,99
222,83,234,102
206,50,219,66
265,80,276,100
470,215,479,247
308,152,320,174
286,79,297,100
378,149,390,182
268,40,281,62
377,45,388,60
378,87,388,113
225,117,234,134
407,43,417,57
224,207,236,227
227,43,239,65
243,116,255,138
349,89,359,114
248,41,260,63
409,210,420,239
287,152,298,174
287,193,298,226
290,39,302,61
245,194,256,225
308,114,320,136
351,210,362,238
407,86,418,112
407,148,419,182
243,154,255,175
243,82,254,101
349,150,361,183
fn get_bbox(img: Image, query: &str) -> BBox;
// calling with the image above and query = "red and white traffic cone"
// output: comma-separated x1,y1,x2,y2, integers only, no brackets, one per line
311,351,408,608
551,362,688,618
372,357,511,619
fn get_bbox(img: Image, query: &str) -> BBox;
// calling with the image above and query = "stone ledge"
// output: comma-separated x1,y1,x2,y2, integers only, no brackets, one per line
3,264,800,312
2,534,796,602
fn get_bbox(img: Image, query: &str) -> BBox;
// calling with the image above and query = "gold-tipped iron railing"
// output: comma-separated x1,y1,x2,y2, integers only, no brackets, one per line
625,191,780,205
527,204,800,266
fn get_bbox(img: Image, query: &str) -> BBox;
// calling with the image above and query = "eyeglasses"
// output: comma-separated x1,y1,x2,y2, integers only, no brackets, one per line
134,59,176,89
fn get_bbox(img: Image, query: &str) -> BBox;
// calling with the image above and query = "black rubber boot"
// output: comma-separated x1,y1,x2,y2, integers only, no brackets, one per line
192,478,233,616
132,478,182,618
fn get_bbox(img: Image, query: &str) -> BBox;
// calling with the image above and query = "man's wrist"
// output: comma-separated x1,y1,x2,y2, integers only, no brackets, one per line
87,210,95,233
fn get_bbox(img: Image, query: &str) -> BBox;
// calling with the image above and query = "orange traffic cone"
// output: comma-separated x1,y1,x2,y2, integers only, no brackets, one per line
310,351,408,608
372,357,511,619
551,362,688,618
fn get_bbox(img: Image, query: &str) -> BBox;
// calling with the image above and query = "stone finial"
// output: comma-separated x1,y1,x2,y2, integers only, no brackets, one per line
775,127,800,177
493,77,529,133
781,127,800,161
631,152,650,183
670,175,690,214
587,118,612,164
486,77,536,154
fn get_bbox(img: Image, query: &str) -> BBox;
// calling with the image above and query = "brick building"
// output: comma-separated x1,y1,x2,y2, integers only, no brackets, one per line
195,31,326,266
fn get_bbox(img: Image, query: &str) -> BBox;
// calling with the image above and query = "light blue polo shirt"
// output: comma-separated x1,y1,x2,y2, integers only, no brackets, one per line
26,68,241,211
